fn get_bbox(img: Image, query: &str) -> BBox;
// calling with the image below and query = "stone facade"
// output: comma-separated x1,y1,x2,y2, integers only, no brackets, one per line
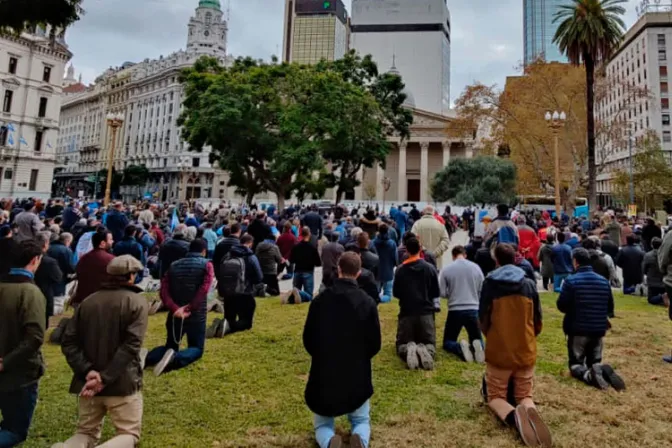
0,28,71,200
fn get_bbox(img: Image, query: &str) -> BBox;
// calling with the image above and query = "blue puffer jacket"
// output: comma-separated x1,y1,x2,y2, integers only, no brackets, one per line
106,209,129,244
168,253,209,320
557,266,614,337
113,237,146,283
373,233,398,282
551,243,573,275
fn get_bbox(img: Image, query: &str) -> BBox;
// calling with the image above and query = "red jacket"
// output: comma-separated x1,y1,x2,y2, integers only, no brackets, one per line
518,225,541,268
277,231,298,259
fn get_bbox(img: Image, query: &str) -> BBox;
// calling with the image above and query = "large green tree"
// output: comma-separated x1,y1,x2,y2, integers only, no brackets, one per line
553,0,627,213
120,165,150,187
0,0,83,36
315,51,413,203
431,156,517,206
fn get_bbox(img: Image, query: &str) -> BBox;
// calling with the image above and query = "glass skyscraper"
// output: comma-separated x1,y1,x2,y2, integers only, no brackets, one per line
524,0,569,65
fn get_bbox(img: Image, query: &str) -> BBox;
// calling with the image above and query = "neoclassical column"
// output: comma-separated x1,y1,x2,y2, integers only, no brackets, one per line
442,140,451,167
398,141,407,202
375,164,385,201
420,142,429,201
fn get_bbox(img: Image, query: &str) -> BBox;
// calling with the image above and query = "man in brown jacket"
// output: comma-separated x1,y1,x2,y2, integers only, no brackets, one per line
479,244,551,448
54,255,148,448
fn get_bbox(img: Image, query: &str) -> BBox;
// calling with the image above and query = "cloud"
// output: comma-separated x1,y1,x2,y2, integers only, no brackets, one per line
66,0,643,105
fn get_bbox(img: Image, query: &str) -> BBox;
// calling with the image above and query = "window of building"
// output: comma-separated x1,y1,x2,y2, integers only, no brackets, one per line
661,66,668,78
28,169,38,191
659,34,666,46
2,90,13,113
8,57,17,74
663,82,669,93
192,157,200,167
43,66,51,83
34,131,43,152
660,49,667,61
665,131,672,143
664,114,670,125
662,98,669,109
38,97,47,117
4,169,12,180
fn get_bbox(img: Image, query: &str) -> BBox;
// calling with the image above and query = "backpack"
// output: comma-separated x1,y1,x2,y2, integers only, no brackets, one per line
220,255,246,296
496,225,519,246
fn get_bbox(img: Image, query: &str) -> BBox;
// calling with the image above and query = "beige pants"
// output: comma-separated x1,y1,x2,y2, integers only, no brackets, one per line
56,393,142,448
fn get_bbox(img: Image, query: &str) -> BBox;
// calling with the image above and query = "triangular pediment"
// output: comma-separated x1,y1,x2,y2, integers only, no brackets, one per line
408,107,456,129
1,77,21,89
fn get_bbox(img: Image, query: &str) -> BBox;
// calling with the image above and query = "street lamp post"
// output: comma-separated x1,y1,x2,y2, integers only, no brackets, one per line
104,112,124,207
628,127,635,208
545,110,567,218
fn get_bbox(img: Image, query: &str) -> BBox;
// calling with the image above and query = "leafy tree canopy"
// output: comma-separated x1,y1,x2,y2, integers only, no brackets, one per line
0,0,83,34
431,156,517,206
121,165,150,187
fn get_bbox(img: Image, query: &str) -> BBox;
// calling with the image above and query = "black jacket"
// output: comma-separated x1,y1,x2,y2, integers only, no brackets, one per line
643,249,665,289
321,242,344,288
600,238,619,260
475,246,496,277
255,240,283,276
359,248,379,281
290,241,322,273
158,237,190,278
47,241,75,296
358,268,380,304
35,255,63,322
247,218,272,250
213,236,241,276
303,279,381,417
616,244,645,286
0,238,17,277
302,211,323,239
393,259,440,317
557,266,614,337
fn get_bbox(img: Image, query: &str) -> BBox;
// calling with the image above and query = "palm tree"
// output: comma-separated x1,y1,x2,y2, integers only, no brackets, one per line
553,0,627,212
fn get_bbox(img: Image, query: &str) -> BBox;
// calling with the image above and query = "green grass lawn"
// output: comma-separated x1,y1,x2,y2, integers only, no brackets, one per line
25,293,672,447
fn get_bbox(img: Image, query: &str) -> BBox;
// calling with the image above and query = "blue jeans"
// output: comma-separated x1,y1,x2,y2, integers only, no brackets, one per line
442,309,482,358
146,313,205,373
293,272,314,302
554,273,569,293
623,283,637,295
314,400,370,448
0,383,38,447
378,280,393,303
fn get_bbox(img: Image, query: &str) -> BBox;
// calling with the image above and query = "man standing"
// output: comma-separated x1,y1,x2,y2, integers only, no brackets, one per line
14,202,44,243
616,234,645,295
34,231,63,328
484,204,519,250
479,244,550,447
320,233,344,290
302,207,323,241
277,221,297,280
374,223,397,303
210,234,263,337
551,232,573,293
0,240,45,447
439,246,485,363
247,211,271,251
303,252,381,448
105,202,129,247
71,230,115,307
286,227,322,304
56,255,148,448
393,237,440,370
147,240,214,376
411,206,450,269
557,248,624,391
643,237,665,305
48,232,75,315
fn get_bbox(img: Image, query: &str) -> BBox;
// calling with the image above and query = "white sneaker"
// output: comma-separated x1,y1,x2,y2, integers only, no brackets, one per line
222,319,231,336
460,339,474,363
153,348,175,376
280,290,292,304
406,342,419,370
292,287,302,304
472,340,485,363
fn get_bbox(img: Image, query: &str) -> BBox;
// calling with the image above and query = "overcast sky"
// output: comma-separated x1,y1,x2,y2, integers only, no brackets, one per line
66,0,641,102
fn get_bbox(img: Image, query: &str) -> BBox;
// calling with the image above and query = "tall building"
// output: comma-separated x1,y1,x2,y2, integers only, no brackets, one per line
351,0,451,115
523,0,569,65
595,11,672,206
0,27,72,199
282,0,349,64
54,0,232,201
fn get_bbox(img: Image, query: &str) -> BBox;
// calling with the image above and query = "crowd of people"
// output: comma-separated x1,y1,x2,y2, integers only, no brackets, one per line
0,196,669,447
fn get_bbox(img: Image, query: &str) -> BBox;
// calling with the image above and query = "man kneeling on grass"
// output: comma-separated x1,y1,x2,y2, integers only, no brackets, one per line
480,244,551,448
303,252,381,448
146,239,214,376
557,248,625,391
55,255,148,448
393,237,440,370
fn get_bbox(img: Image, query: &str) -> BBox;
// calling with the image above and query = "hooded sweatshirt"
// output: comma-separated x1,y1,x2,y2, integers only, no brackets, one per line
479,264,542,370
392,257,440,317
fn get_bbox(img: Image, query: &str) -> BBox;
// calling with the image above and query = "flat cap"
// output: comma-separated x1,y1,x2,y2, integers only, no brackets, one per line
107,255,144,276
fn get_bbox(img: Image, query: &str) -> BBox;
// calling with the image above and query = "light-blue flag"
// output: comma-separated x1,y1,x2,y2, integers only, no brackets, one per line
7,134,14,146
6,123,15,132
19,136,27,146
171,208,179,232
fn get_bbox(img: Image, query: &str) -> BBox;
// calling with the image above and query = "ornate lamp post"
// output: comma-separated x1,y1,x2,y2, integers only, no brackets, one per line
545,111,566,218
104,112,124,206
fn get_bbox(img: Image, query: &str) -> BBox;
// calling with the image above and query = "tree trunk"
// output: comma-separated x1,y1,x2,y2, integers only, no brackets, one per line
245,191,255,206
585,52,597,215
335,187,343,206
276,191,286,215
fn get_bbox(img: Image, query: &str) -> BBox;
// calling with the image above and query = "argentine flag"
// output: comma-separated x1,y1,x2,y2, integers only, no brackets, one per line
7,134,14,146
19,136,27,146
171,208,179,232
6,123,15,132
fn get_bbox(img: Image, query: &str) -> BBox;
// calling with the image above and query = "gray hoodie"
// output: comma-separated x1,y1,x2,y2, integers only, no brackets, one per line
438,258,484,311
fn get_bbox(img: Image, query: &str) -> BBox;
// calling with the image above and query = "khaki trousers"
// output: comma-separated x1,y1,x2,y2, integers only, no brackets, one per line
58,393,142,448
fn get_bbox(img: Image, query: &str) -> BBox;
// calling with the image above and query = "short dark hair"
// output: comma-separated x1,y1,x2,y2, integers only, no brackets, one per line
497,204,509,216
339,252,361,277
581,238,596,250
573,247,592,267
230,222,241,235
546,233,554,244
92,230,110,248
452,245,466,258
223,227,231,237
626,234,636,245
240,234,254,246
12,240,43,268
301,226,311,238
190,238,207,253
124,225,137,237
378,223,389,236
405,237,421,255
652,237,663,250
283,221,292,232
494,243,516,266
402,231,416,245
557,232,566,243
357,232,369,248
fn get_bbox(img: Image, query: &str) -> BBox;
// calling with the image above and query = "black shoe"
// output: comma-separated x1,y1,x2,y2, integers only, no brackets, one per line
601,364,626,391
328,435,343,448
350,434,365,448
590,364,609,390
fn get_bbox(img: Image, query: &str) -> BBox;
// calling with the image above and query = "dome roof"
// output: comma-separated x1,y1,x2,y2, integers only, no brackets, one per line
199,0,221,9
386,58,415,108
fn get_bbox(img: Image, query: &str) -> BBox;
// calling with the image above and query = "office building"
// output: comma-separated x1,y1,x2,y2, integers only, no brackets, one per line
283,0,349,64
596,11,672,205
523,0,569,65
0,27,72,199
350,0,451,115
54,0,233,201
